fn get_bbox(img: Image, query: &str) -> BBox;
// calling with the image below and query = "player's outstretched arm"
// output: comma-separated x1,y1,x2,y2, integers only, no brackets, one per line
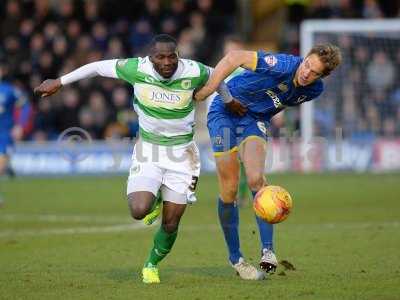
34,60,119,98
34,79,62,98
194,50,257,101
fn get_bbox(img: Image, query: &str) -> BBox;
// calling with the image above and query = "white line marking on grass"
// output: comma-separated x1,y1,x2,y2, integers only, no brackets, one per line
0,214,130,223
1,218,399,238
0,222,152,238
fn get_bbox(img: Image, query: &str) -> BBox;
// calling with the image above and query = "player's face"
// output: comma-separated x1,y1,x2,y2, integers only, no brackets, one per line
296,54,325,86
150,42,179,78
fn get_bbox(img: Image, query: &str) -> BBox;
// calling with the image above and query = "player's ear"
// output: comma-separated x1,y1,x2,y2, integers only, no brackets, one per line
175,50,180,58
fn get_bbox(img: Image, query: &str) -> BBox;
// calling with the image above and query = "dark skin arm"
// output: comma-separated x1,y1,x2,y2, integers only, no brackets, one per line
33,78,62,98
225,99,247,116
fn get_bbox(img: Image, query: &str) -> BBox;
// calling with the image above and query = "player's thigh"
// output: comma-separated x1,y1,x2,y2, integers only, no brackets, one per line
161,164,198,206
126,162,162,197
126,151,163,216
238,119,268,174
214,150,240,202
159,141,201,203
239,137,267,188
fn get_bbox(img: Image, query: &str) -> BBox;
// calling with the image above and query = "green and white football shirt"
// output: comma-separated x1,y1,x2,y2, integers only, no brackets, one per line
115,57,209,146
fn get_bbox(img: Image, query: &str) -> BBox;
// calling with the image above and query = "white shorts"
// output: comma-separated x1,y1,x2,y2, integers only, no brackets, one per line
126,139,201,204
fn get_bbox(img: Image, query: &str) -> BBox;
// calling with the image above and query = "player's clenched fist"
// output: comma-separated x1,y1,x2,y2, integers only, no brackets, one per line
34,79,62,98
225,99,247,116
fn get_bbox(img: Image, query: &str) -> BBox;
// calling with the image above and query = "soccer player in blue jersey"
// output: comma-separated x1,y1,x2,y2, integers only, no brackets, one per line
195,44,342,280
0,71,25,203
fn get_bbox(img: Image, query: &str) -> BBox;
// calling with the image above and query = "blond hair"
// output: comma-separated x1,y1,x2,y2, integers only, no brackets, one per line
307,44,342,77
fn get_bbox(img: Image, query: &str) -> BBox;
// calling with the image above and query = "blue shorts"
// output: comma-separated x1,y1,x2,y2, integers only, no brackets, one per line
207,96,269,155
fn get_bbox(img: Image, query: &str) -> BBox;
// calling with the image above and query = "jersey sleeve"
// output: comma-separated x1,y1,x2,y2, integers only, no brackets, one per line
253,51,292,76
193,62,210,88
115,58,139,84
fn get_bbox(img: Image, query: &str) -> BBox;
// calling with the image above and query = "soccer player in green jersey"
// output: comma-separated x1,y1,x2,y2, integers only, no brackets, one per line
34,34,232,284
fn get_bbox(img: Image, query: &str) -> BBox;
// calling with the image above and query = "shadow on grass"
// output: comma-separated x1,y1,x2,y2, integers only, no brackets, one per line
167,265,232,278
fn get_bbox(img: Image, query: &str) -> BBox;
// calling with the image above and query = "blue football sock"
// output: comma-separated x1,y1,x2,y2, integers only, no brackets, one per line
217,197,242,264
252,191,274,251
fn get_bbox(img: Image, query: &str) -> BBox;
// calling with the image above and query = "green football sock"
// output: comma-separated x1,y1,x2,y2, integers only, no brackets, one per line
145,226,178,267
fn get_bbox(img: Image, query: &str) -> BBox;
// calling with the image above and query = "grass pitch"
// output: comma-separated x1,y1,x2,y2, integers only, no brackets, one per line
1,173,400,300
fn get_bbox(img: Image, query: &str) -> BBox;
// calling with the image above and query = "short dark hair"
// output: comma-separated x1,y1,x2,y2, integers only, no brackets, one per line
307,44,342,77
150,34,177,49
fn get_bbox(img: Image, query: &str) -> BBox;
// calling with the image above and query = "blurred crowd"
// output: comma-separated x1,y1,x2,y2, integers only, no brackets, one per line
281,0,400,139
1,0,399,142
0,0,236,141
314,32,400,139
282,0,400,55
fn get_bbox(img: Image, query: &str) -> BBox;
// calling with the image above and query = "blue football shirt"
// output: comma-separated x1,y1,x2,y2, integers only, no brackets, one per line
213,51,324,121
0,82,21,140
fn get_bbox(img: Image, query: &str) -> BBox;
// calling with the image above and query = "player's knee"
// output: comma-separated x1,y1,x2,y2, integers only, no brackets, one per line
246,173,264,191
127,195,149,220
162,221,179,234
225,184,239,200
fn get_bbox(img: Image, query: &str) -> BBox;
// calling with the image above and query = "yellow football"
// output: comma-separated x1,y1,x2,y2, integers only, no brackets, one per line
253,185,293,224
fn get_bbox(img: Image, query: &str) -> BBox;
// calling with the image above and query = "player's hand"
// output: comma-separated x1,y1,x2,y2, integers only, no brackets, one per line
225,99,247,116
34,79,62,98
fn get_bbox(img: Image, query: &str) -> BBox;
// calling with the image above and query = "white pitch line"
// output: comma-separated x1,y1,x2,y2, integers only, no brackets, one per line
0,214,130,223
4,213,398,229
0,222,151,238
0,217,399,238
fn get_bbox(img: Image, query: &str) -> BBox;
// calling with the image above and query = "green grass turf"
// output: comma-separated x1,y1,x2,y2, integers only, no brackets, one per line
1,173,399,300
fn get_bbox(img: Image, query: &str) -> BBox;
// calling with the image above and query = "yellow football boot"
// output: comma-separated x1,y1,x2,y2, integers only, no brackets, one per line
142,266,160,284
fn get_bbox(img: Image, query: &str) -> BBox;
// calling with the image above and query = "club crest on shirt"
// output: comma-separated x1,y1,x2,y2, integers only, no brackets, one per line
181,79,191,89
264,55,277,67
214,136,222,145
278,83,288,93
145,76,155,83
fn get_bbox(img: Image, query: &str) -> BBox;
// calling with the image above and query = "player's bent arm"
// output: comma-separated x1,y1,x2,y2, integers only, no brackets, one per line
194,50,257,101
